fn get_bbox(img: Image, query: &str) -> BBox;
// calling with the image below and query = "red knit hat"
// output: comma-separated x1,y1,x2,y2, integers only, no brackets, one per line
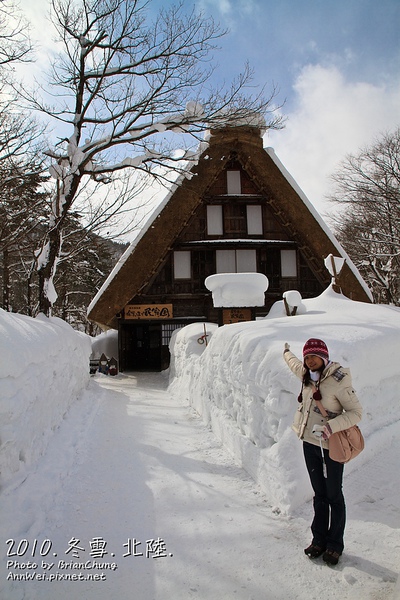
303,338,329,364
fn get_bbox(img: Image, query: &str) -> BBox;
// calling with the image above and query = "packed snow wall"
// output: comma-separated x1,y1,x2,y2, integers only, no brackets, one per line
0,309,91,486
169,288,400,514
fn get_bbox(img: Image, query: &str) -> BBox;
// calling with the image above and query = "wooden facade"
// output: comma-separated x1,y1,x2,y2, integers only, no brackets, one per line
88,124,371,371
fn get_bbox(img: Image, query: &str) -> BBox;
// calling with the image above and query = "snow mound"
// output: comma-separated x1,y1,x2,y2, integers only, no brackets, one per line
205,273,269,307
169,287,400,513
0,309,91,486
168,322,218,383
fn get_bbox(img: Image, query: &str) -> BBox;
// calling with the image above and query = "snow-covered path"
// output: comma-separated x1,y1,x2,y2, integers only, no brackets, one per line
1,373,399,600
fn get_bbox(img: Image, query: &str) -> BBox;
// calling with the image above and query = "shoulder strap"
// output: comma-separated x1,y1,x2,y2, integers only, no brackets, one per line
316,400,328,417
312,388,328,418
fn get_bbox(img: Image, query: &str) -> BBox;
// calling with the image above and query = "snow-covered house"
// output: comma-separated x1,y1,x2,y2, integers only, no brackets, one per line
87,123,371,371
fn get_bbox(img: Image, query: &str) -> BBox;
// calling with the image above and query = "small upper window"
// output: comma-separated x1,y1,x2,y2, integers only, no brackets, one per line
246,205,263,235
281,250,297,277
227,171,241,195
174,251,191,279
207,205,223,235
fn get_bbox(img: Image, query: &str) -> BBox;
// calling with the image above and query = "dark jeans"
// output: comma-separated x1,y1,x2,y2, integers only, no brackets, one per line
303,441,346,553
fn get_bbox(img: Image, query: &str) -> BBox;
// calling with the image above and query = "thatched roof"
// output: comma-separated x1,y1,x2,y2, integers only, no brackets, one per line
87,124,371,329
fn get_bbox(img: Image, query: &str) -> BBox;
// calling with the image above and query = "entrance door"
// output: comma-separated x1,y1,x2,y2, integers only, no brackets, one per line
120,324,162,371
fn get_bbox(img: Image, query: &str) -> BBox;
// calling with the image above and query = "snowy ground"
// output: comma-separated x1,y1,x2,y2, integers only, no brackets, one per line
1,286,400,599
1,372,399,600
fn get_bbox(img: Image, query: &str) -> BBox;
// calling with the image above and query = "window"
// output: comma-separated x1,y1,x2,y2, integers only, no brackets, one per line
207,203,262,236
246,205,263,235
216,249,257,273
216,249,236,273
236,249,257,272
174,251,191,279
162,323,186,346
281,249,297,277
207,205,223,235
227,171,241,194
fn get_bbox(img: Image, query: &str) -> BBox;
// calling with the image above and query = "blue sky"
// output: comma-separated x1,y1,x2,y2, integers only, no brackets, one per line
167,0,400,109
20,0,400,217
149,0,400,215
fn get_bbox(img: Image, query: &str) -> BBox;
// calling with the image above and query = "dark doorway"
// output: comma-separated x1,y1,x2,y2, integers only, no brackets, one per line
120,324,162,371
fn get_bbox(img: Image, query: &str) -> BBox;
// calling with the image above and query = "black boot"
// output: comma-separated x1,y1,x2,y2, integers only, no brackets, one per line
323,549,341,565
304,544,325,559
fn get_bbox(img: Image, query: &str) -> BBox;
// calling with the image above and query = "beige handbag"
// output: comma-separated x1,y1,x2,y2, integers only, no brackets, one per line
315,399,364,464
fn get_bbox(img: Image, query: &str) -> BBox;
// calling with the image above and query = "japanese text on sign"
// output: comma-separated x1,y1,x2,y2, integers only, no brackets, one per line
125,304,173,319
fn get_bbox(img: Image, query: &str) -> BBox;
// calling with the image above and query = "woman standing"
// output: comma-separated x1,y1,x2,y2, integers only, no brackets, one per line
283,338,362,565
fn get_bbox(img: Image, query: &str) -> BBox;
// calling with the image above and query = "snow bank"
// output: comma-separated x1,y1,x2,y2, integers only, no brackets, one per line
168,322,219,383
0,309,91,486
169,287,400,514
91,329,119,359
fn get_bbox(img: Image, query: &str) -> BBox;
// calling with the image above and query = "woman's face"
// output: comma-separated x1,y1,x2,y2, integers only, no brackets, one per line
304,354,324,372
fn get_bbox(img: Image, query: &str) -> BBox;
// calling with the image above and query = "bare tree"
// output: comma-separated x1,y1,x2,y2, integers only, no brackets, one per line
0,0,32,69
0,0,42,167
17,0,284,315
0,98,45,162
329,128,400,305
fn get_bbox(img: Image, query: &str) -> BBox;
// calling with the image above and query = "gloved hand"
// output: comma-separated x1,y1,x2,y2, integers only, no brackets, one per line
312,424,332,440
284,342,290,352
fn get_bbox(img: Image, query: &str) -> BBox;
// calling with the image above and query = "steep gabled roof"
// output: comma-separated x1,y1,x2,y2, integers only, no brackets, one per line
87,125,372,329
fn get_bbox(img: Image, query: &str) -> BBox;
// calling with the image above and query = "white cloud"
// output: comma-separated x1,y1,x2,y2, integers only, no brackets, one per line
265,64,400,217
196,0,256,24
197,0,232,15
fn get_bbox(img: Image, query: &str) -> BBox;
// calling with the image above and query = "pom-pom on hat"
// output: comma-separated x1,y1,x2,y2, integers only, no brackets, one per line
303,338,329,365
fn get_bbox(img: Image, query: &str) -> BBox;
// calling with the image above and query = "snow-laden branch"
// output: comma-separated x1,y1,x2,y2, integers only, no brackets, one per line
46,101,205,182
18,0,284,315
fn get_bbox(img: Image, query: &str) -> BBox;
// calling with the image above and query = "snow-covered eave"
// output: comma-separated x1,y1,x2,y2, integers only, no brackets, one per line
185,239,296,244
87,152,204,317
265,147,373,302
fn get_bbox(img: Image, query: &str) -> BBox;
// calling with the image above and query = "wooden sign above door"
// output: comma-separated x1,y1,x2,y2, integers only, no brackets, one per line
124,304,173,319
